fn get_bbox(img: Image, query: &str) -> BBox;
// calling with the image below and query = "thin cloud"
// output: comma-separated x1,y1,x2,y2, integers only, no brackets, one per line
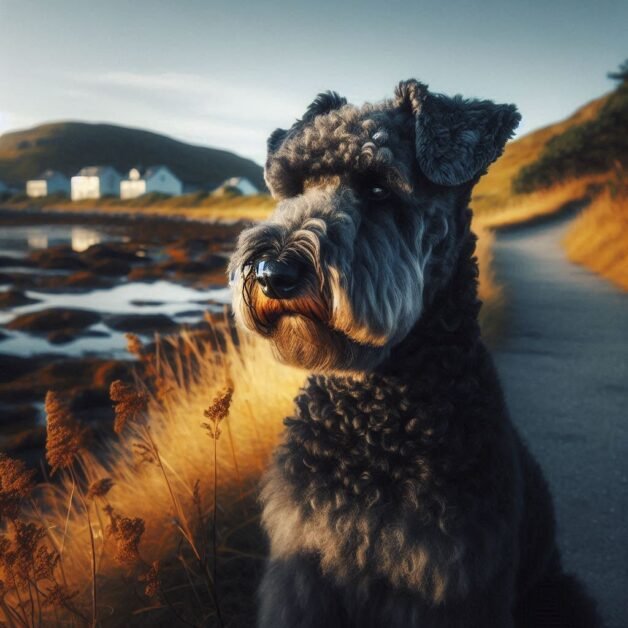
51,70,306,162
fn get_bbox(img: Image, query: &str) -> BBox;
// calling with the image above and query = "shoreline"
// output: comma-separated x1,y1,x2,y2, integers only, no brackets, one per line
0,204,254,230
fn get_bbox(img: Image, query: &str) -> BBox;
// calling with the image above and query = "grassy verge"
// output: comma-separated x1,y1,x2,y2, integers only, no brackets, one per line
473,174,608,230
0,323,305,626
3,192,277,223
473,223,504,341
563,185,628,290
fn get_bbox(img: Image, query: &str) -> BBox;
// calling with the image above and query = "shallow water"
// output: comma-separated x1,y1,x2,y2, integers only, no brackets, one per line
0,224,231,357
0,224,127,257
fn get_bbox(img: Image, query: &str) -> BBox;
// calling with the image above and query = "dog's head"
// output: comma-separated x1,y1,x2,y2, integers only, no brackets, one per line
229,80,519,372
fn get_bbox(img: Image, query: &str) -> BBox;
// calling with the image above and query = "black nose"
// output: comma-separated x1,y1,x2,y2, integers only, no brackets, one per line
254,258,302,299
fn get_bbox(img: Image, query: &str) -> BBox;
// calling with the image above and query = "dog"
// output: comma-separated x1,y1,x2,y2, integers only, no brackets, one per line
228,80,600,627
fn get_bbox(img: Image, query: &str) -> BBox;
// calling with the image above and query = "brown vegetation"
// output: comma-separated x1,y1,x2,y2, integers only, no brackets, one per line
0,319,304,626
4,193,276,223
563,184,628,290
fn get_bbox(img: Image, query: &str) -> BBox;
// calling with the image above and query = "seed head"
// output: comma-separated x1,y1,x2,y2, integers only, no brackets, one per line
45,391,86,474
125,333,144,357
202,387,233,440
87,478,114,500
107,508,145,566
110,380,149,435
141,560,161,600
44,583,78,609
0,454,36,522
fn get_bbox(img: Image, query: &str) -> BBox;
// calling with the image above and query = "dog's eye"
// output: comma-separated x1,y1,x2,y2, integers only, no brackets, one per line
367,185,390,201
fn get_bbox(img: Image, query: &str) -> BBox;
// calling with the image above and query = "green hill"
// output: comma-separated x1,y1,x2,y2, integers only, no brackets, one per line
0,121,265,190
513,80,628,192
472,92,610,215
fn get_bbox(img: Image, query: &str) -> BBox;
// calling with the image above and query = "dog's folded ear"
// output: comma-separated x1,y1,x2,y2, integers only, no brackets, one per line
396,79,521,186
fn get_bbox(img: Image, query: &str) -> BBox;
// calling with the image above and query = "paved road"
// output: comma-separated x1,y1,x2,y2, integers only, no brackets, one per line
490,215,628,627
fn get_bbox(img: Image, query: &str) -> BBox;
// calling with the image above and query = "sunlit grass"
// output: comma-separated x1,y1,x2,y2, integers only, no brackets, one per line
1,319,306,626
471,93,608,217
4,192,277,223
474,174,608,230
563,185,628,290
0,237,504,626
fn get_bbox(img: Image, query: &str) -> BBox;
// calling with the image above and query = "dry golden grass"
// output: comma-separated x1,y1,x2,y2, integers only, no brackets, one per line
474,174,608,230
1,319,306,626
0,245,502,626
563,185,628,290
471,94,608,217
5,193,277,223
473,223,503,339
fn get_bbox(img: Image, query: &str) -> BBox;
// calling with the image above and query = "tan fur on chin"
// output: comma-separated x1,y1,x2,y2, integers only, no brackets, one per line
328,267,390,347
252,285,329,329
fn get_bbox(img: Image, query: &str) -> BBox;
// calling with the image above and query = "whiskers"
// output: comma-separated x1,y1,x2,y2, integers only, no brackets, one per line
240,264,330,335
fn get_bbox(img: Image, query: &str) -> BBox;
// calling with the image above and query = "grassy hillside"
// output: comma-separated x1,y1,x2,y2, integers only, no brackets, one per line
0,121,265,189
472,93,609,217
514,81,628,192
564,182,628,290
474,67,627,292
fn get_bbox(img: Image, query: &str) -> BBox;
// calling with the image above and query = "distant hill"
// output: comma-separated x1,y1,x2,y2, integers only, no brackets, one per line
0,122,265,190
513,80,627,192
472,92,610,214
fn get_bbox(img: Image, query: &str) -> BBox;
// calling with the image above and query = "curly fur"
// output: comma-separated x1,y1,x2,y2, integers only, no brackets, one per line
229,80,600,627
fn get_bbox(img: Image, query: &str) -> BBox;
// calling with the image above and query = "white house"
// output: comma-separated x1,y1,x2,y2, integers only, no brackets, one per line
219,177,259,196
71,166,122,201
26,170,70,197
120,166,182,199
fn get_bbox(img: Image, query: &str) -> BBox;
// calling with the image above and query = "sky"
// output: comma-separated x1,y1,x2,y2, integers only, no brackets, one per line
0,0,626,165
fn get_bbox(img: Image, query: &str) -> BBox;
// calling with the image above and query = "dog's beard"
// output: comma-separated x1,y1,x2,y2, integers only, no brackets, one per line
234,271,387,373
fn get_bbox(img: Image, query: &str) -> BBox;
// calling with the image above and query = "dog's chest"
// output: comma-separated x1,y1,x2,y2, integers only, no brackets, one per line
260,374,500,602
278,373,461,514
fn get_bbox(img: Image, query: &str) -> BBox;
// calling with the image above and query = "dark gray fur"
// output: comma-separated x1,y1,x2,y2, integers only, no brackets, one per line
228,80,599,627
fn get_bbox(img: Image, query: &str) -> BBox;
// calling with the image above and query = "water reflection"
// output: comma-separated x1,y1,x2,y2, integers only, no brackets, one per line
0,225,231,358
0,225,127,257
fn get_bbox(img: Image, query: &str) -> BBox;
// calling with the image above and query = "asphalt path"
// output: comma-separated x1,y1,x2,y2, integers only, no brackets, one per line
491,214,628,627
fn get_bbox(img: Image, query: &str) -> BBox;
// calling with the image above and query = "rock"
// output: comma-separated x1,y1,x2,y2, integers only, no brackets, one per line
0,356,139,406
130,299,164,307
0,255,32,268
174,309,206,318
47,330,78,344
29,246,86,271
0,289,41,309
0,354,46,383
0,425,46,455
83,242,146,263
165,238,214,262
199,253,229,271
47,328,110,344
65,271,115,290
162,257,226,275
7,308,101,333
0,403,40,432
89,258,131,276
127,266,163,282
104,313,177,334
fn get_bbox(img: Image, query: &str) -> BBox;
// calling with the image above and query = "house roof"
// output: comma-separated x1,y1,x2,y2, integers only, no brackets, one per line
35,170,68,181
124,165,179,181
223,176,258,189
76,166,120,177
144,165,170,179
